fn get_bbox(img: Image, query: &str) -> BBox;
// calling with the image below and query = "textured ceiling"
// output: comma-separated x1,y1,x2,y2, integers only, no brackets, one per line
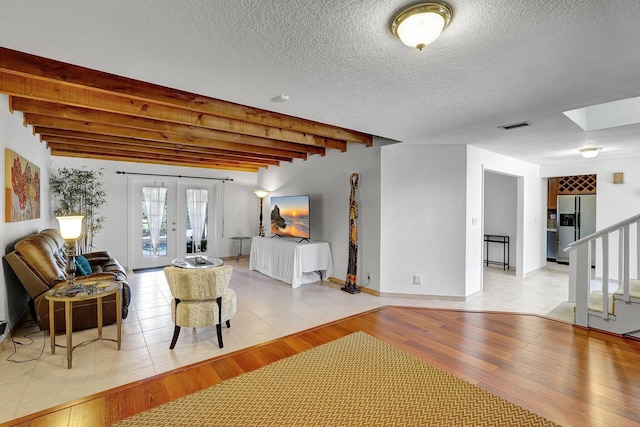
1,0,640,165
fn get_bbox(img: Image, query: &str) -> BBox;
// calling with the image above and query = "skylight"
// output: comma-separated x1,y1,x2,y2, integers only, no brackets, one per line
563,96,640,131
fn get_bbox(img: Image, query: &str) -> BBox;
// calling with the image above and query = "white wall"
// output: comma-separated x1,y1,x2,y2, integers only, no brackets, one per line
381,144,468,296
542,156,640,279
258,140,383,291
466,146,545,295
378,144,544,298
0,95,51,330
484,171,517,268
50,157,258,269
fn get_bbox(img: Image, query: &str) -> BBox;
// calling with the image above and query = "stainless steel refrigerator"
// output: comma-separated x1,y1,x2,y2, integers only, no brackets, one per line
556,194,596,264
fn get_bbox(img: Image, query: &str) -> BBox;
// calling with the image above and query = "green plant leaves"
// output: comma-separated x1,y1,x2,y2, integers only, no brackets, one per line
50,167,106,254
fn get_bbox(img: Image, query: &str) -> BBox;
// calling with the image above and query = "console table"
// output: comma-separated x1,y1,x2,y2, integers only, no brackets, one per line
249,237,334,288
230,236,251,261
484,234,509,270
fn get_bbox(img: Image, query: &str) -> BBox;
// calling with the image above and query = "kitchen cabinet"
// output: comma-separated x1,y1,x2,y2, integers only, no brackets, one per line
548,178,558,208
557,174,596,195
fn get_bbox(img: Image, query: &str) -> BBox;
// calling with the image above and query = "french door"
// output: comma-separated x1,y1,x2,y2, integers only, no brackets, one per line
129,177,219,270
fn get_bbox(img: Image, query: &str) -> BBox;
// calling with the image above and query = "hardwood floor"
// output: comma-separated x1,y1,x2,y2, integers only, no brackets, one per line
5,306,640,427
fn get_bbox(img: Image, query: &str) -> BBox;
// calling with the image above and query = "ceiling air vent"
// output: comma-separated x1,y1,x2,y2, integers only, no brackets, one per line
498,121,531,131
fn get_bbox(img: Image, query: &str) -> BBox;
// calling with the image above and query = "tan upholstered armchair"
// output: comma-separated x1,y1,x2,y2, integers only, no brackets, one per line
163,265,237,349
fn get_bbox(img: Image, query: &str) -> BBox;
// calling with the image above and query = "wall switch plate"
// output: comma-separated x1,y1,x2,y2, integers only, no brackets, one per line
413,275,422,285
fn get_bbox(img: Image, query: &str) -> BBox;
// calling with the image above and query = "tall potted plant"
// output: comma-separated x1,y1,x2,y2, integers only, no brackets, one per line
50,167,107,254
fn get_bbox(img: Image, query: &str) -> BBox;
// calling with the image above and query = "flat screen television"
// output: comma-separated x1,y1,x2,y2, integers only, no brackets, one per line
270,195,310,239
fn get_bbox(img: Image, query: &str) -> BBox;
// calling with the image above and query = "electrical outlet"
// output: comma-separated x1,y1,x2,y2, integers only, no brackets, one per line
413,275,422,285
367,273,371,281
0,321,7,336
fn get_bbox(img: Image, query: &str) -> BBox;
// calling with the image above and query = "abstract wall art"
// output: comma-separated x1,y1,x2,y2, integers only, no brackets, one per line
5,148,40,222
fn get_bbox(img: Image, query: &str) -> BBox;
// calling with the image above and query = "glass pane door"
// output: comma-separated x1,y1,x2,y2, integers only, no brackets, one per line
185,188,208,254
130,179,177,270
142,186,168,258
177,181,217,258
129,178,219,270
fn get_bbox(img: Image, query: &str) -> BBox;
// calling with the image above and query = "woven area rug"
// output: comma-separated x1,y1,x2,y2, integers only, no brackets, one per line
113,332,560,426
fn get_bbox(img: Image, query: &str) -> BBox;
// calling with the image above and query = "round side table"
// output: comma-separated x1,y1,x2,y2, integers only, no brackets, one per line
45,281,122,369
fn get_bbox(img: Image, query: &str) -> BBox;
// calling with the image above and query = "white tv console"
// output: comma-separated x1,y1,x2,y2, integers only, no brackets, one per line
249,236,334,288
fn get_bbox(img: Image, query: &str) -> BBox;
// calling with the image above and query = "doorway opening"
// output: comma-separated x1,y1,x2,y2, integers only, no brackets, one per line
482,170,522,284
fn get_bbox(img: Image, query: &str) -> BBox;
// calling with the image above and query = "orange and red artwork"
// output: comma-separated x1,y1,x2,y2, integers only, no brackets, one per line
5,149,40,222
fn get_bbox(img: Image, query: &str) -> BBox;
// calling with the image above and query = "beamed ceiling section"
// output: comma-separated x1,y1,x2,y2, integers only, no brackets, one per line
0,47,373,172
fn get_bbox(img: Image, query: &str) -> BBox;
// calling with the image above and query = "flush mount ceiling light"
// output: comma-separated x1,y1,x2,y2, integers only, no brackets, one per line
579,146,601,159
391,2,452,51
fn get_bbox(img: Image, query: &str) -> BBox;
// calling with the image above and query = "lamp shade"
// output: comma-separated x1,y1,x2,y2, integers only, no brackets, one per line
56,215,84,240
391,2,452,50
254,190,269,199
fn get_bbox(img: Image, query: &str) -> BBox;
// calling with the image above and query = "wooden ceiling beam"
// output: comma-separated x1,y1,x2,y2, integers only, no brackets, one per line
0,46,373,146
315,136,347,152
44,136,280,167
48,144,264,170
33,124,306,160
1,47,375,170
2,72,344,149
50,149,259,172
19,103,326,156
38,129,293,163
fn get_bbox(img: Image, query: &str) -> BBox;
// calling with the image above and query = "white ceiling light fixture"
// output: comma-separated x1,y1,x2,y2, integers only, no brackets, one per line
579,146,601,159
391,2,453,51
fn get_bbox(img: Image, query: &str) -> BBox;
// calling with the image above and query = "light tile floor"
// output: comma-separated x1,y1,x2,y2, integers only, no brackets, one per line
0,260,571,424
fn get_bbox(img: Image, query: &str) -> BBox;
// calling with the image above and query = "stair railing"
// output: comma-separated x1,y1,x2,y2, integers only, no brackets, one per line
564,213,640,328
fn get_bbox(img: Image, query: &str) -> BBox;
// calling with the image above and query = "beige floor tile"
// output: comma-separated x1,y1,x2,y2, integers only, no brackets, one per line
93,364,157,392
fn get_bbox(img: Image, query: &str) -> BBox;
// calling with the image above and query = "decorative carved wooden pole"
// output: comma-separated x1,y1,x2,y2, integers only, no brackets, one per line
342,173,361,294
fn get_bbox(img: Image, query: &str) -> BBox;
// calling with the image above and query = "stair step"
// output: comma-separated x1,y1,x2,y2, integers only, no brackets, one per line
589,279,640,314
613,279,640,299
588,291,614,314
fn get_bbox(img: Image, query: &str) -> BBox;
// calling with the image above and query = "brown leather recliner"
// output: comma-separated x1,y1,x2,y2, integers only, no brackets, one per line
5,228,130,331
